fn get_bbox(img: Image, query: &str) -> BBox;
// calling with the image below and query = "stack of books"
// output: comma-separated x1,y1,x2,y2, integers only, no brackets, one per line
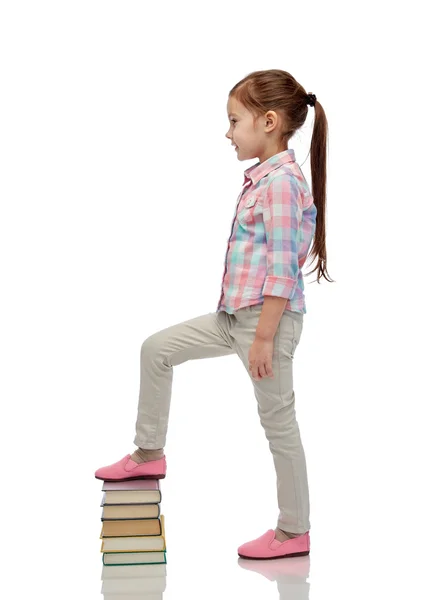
99,478,167,598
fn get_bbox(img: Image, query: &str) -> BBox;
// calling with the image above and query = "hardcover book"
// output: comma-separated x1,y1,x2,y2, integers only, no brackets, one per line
103,549,167,566
101,514,166,553
101,479,162,505
101,496,160,520
102,517,162,537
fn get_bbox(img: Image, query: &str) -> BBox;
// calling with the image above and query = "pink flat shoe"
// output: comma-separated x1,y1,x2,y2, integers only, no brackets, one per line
94,454,166,481
237,529,310,560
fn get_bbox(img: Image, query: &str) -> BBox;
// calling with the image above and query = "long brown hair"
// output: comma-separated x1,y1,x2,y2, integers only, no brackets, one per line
229,69,333,285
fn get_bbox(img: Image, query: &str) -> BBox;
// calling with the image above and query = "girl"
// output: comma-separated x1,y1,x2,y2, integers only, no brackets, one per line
95,69,332,560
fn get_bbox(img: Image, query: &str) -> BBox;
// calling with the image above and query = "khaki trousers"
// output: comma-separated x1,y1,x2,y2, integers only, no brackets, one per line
134,305,310,533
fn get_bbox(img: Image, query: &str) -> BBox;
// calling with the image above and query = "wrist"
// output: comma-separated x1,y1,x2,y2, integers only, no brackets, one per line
255,331,274,342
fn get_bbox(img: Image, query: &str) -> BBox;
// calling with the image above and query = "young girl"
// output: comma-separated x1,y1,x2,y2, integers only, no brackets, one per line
95,69,332,560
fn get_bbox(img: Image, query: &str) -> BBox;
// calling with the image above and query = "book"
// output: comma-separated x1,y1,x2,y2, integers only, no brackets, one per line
101,514,166,553
101,496,160,520
103,550,167,566
101,562,167,578
101,517,162,537
102,479,162,505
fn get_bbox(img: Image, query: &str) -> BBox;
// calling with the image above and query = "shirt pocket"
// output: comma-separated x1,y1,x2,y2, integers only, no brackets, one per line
236,195,261,227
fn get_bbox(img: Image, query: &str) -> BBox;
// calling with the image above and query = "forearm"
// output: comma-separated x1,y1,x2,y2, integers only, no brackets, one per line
255,295,288,341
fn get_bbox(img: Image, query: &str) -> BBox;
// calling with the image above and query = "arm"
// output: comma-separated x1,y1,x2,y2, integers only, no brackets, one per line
255,296,288,341
256,174,300,341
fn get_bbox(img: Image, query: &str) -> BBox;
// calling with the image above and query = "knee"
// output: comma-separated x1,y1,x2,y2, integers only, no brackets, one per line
140,333,162,356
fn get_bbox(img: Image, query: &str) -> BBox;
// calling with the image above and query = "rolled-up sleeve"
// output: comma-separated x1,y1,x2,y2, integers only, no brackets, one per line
261,174,300,300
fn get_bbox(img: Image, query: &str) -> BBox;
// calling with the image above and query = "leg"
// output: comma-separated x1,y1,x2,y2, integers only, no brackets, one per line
134,310,236,449
230,305,310,535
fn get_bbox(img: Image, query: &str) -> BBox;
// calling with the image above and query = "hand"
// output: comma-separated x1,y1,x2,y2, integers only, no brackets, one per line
248,336,274,381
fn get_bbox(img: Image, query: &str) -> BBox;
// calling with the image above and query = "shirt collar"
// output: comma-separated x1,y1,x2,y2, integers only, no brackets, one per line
242,148,296,187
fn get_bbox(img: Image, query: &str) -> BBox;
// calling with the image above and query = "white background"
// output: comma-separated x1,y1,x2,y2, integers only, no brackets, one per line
1,1,435,598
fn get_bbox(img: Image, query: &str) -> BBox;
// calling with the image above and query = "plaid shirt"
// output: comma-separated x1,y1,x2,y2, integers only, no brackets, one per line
216,148,317,315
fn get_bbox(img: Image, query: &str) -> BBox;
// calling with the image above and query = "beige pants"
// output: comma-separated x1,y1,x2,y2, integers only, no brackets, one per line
134,305,310,533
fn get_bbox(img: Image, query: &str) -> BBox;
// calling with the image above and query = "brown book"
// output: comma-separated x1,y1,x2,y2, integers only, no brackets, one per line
101,515,166,553
102,517,161,537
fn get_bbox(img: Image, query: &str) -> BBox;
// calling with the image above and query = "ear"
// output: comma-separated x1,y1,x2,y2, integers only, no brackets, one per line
264,110,279,131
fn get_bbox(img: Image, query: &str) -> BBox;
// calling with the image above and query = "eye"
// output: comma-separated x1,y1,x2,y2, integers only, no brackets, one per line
230,119,237,124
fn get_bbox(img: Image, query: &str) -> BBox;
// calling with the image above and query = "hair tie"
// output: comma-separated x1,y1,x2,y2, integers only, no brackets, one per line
306,93,317,107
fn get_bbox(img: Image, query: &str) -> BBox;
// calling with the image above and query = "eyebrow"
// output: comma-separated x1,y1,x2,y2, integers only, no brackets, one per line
228,113,239,117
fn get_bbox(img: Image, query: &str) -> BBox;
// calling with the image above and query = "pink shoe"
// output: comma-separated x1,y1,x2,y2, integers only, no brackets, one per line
237,529,310,560
94,454,166,481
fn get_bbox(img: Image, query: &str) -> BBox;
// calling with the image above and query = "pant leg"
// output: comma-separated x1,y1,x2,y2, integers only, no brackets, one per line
134,310,235,449
230,305,310,534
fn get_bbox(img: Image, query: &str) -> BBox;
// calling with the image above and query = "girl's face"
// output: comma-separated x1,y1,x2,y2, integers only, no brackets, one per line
225,97,264,161
225,96,285,163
